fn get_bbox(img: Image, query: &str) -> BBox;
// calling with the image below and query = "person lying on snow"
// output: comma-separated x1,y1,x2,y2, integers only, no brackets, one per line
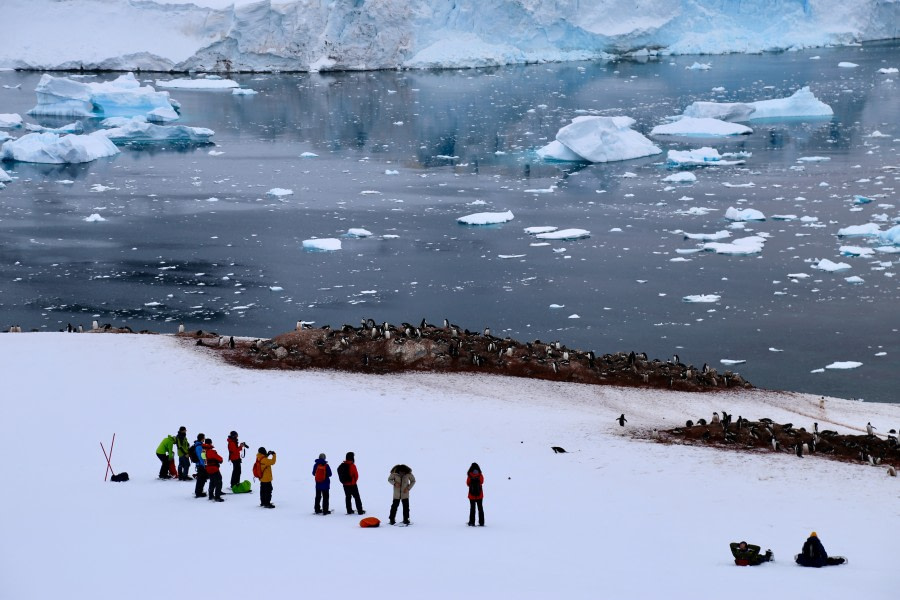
795,532,846,567
730,541,773,566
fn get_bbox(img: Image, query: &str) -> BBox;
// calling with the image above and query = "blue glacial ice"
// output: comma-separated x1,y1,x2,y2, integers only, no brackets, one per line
28,73,180,121
98,116,214,144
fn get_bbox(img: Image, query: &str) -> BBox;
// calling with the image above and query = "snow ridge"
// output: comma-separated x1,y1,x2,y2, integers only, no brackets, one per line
2,0,898,72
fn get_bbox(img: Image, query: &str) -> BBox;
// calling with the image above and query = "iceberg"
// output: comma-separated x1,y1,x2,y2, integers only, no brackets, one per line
825,361,862,369
837,223,881,237
651,117,752,137
0,131,119,164
535,140,585,162
24,121,84,134
685,62,712,70
839,246,875,257
837,62,859,68
457,211,514,225
745,87,833,120
544,116,660,164
682,102,756,122
878,67,899,74
662,172,697,183
725,207,765,221
0,166,11,183
232,88,258,96
99,117,214,144
878,225,900,245
29,73,180,121
702,236,766,255
534,228,590,240
682,294,720,303
683,230,730,241
0,113,23,128
302,238,341,252
345,228,373,237
156,78,239,90
666,147,745,168
813,258,851,272
267,188,294,197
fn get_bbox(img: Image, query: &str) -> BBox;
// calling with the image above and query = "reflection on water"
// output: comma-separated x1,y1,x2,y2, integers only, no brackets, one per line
0,41,898,402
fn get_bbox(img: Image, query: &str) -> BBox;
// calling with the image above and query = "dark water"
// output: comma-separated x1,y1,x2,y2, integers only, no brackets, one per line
1,42,898,402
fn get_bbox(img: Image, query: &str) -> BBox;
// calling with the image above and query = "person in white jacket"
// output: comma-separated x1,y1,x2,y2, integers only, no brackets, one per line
387,464,415,525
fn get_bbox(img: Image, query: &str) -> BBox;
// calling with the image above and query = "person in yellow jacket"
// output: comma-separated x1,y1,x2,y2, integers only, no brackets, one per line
155,434,176,479
256,447,277,509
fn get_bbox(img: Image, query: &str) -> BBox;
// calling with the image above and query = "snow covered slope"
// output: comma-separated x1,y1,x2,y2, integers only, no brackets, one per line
2,0,898,72
0,333,897,599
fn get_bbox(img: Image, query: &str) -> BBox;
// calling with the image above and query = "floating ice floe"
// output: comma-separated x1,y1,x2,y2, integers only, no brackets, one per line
702,236,765,255
825,361,862,369
682,102,755,122
878,67,899,74
772,215,797,221
844,275,865,284
0,166,12,183
457,211,514,225
534,228,590,240
300,152,318,158
29,73,179,121
720,359,746,365
683,230,730,241
269,286,283,291
839,246,875,257
1,131,119,164
651,117,752,137
666,147,745,168
266,188,294,197
549,304,564,309
156,78,239,90
797,156,830,162
524,226,558,235
0,113,23,128
524,186,556,194
680,87,832,122
722,182,754,188
813,258,851,272
345,228,373,238
498,254,526,259
836,223,881,237
682,294,720,303
725,207,765,221
686,62,711,70
24,121,84,134
302,238,341,252
852,195,872,205
837,62,858,68
232,88,258,96
83,213,106,222
98,116,214,144
662,172,696,183
877,225,900,245
538,116,661,163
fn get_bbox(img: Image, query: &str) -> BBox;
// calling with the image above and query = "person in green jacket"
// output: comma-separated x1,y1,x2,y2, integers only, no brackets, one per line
730,541,773,566
175,426,192,481
156,434,176,479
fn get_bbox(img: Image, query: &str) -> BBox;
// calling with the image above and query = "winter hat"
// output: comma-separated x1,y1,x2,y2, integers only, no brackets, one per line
346,452,355,461
319,453,326,460
258,447,267,455
229,431,238,438
810,532,817,537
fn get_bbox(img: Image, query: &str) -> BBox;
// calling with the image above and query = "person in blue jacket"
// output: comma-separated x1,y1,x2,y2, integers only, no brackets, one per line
312,453,332,515
192,433,208,498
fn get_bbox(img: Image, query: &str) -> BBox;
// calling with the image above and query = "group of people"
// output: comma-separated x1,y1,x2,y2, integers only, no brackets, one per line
730,532,846,568
155,429,486,526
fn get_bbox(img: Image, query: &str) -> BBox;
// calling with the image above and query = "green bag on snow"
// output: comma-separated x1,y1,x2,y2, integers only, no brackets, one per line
231,480,252,494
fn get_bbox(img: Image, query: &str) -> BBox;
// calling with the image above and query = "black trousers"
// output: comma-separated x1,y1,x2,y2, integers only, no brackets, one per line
315,489,330,513
194,469,208,496
208,472,223,499
469,499,484,526
343,484,363,513
230,459,242,488
178,456,190,479
157,453,170,478
260,482,273,506
389,498,409,523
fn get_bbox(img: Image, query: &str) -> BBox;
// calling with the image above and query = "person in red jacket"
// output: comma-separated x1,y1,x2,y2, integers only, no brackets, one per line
205,440,225,502
337,451,365,515
467,462,484,527
226,431,248,489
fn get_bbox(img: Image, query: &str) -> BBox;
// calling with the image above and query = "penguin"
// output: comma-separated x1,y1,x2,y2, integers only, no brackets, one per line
888,466,897,477
712,412,720,424
92,320,99,331
795,444,803,458
296,321,302,331
617,414,627,427
177,323,184,334
229,336,235,349
771,438,779,451
77,324,84,333
819,397,825,409
813,422,819,434
866,422,875,436
483,327,491,337
362,354,369,366
697,418,707,426
686,420,694,428
551,361,559,374
550,446,567,454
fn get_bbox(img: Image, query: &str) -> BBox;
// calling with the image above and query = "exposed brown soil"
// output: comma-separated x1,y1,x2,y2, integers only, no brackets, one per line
173,322,753,393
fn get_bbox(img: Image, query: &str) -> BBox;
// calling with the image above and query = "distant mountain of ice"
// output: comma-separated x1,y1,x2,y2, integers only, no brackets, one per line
2,0,898,72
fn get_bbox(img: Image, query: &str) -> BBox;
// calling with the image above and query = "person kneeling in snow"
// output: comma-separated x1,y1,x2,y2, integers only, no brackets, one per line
730,541,772,566
795,532,846,567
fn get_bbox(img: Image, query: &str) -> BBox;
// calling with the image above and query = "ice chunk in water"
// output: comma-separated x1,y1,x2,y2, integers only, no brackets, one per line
457,211,515,225
549,116,661,163
681,102,756,122
651,117,752,137
99,116,214,144
725,207,765,221
0,113,23,128
1,131,119,164
29,73,179,121
302,238,342,252
666,147,745,167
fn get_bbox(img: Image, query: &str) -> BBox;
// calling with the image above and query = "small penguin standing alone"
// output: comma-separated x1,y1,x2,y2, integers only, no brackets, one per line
617,414,627,427
866,422,876,436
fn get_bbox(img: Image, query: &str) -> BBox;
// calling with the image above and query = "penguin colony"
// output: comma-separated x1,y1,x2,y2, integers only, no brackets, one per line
663,416,900,470
213,318,753,392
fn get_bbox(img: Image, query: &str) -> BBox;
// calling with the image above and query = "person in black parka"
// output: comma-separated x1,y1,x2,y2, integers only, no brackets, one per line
795,532,846,567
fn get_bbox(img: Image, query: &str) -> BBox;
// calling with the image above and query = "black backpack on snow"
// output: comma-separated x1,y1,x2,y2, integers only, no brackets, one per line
111,472,129,482
468,473,482,497
337,462,351,484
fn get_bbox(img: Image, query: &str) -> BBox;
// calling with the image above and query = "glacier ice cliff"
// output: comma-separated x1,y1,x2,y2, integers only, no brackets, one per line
1,0,898,72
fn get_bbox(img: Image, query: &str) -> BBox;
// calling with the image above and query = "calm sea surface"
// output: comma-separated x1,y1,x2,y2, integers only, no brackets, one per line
1,42,898,402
